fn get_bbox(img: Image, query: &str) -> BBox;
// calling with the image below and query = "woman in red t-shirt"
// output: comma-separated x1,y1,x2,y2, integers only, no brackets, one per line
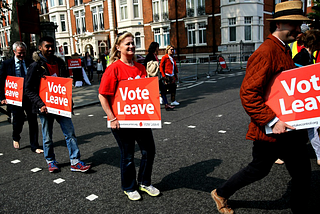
98,32,160,201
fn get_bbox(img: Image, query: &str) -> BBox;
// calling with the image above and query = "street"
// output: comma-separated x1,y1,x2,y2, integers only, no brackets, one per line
1,72,320,214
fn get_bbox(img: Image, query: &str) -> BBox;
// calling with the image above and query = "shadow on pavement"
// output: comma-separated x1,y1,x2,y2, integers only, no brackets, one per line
155,159,225,193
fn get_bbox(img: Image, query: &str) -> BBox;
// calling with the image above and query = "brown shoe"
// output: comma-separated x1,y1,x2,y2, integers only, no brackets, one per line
275,159,284,165
211,189,234,214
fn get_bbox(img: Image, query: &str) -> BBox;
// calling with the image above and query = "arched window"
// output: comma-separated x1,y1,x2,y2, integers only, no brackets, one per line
135,32,141,48
63,42,69,55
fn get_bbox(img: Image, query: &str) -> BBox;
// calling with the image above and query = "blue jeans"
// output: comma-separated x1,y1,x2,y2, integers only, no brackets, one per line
39,113,80,165
112,128,156,192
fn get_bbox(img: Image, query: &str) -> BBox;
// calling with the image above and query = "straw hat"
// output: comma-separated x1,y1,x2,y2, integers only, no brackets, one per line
267,1,310,21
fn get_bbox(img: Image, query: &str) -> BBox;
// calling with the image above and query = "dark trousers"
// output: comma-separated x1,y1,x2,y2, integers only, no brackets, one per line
160,78,177,103
86,66,93,81
9,97,39,151
217,130,311,213
112,128,156,191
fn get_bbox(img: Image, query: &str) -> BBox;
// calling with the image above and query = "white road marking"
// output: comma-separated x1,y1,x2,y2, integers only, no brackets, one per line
86,194,98,201
53,178,65,184
216,114,223,117
31,168,42,173
218,130,227,133
88,114,94,117
188,125,196,128
164,122,171,125
0,153,3,156
11,159,21,164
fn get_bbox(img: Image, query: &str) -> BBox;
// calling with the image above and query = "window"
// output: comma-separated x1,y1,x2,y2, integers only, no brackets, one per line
198,22,206,44
187,24,196,45
258,17,261,41
63,42,68,55
120,0,128,20
307,0,312,7
4,11,9,26
59,0,63,5
244,16,252,41
162,0,168,20
135,32,141,48
133,0,139,18
81,10,86,32
60,14,66,32
154,28,161,46
275,0,281,4
92,7,98,31
229,18,236,42
41,0,47,14
163,28,170,46
75,10,85,34
51,15,57,32
50,0,55,7
75,0,83,5
152,0,159,22
229,0,235,2
99,6,104,30
186,0,205,17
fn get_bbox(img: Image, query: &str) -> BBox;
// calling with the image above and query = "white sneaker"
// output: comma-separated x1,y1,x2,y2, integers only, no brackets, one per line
139,184,160,196
124,190,141,201
171,100,180,106
160,97,163,105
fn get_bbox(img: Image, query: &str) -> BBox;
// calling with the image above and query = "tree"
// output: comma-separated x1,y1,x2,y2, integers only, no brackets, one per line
308,0,320,29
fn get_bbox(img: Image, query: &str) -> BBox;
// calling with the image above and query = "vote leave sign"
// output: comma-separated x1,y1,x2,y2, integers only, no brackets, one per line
265,63,320,133
39,76,72,118
5,76,24,106
109,77,161,128
67,59,81,77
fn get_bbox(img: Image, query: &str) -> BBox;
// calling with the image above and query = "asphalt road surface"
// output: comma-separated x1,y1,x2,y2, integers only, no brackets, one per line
1,72,319,214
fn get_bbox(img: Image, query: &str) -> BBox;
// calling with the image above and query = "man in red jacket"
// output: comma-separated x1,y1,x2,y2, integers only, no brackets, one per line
211,1,311,214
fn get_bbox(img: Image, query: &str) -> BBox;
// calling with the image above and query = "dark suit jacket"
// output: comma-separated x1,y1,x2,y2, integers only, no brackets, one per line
0,57,33,101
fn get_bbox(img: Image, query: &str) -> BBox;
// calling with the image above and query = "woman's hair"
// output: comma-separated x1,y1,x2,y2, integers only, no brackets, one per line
148,42,159,54
299,29,320,53
109,32,134,65
165,45,174,54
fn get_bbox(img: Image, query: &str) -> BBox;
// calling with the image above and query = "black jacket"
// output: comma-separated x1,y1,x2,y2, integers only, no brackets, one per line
0,57,33,101
25,51,69,114
293,48,313,66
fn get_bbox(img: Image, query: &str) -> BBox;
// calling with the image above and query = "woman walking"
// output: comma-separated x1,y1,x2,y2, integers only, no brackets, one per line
98,32,160,201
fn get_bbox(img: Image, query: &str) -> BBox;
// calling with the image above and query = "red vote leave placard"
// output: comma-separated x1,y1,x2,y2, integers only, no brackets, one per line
67,58,81,77
109,77,161,128
265,63,320,133
39,76,72,118
5,76,24,106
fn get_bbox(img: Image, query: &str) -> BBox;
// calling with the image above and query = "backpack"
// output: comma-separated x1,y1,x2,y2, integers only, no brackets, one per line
146,61,159,77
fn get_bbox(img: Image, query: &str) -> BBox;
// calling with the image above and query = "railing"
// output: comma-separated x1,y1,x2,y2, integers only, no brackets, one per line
176,52,253,82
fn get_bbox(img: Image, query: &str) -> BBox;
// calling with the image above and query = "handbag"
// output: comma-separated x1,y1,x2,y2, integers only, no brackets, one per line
146,61,159,77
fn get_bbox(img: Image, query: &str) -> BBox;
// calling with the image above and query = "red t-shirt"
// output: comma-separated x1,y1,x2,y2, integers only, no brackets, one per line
99,60,147,96
46,63,59,76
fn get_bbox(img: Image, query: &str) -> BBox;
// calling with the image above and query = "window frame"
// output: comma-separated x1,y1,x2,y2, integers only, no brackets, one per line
229,17,236,42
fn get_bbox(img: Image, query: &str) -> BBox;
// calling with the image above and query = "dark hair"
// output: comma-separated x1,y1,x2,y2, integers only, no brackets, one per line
39,36,54,45
269,21,277,33
147,42,159,54
299,30,320,53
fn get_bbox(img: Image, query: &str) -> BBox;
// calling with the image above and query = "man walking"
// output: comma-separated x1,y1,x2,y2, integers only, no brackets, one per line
211,1,311,213
25,36,91,173
0,41,42,153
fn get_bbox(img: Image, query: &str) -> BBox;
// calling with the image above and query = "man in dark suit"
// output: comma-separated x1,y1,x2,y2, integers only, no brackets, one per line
0,41,42,153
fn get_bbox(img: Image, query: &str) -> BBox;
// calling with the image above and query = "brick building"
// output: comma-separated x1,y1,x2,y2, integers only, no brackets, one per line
0,0,315,61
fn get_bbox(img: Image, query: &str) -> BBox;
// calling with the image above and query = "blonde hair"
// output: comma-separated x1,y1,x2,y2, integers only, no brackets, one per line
165,45,174,54
109,32,135,65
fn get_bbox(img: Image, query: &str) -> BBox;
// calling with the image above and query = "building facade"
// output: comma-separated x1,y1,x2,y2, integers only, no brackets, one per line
0,0,315,61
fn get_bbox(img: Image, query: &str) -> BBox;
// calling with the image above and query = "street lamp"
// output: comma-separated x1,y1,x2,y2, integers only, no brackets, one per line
240,40,243,69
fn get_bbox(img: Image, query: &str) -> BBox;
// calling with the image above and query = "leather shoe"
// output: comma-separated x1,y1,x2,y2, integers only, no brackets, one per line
211,189,234,214
317,160,320,166
275,159,284,165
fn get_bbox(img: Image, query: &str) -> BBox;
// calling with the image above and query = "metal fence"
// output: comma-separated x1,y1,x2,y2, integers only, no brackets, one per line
177,51,253,82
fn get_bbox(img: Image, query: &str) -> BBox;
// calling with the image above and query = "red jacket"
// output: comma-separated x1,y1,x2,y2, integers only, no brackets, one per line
160,54,178,77
240,34,307,142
